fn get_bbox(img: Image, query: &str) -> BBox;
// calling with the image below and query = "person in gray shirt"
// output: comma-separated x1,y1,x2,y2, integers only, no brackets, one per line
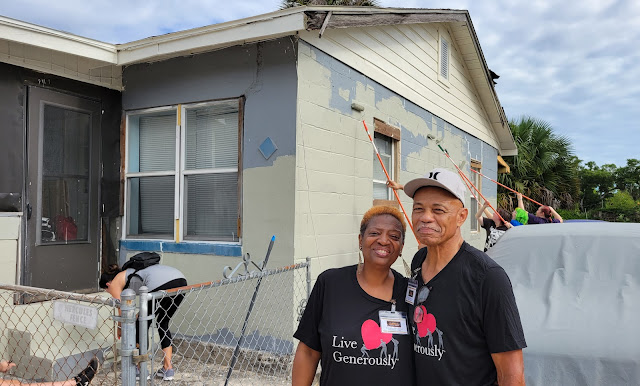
100,262,187,381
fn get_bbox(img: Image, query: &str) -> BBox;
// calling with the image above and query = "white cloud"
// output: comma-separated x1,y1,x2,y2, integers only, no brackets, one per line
1,0,638,166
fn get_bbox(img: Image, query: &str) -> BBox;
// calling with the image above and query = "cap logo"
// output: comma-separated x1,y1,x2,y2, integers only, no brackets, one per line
428,171,440,180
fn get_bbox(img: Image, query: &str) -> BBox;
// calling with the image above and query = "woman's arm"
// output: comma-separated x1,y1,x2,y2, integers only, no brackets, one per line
549,207,563,223
516,193,525,210
292,342,321,386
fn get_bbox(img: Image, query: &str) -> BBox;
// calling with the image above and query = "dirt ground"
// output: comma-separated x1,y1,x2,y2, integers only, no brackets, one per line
94,350,294,386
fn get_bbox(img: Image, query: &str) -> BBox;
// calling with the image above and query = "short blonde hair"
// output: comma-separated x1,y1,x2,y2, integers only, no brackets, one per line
359,205,406,241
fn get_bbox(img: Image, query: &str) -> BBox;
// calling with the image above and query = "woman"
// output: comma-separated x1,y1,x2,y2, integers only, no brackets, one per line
517,193,563,223
99,261,187,381
292,206,415,386
475,200,512,252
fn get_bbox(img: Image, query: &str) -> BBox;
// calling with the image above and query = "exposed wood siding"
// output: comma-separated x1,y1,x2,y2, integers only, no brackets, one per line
299,23,500,148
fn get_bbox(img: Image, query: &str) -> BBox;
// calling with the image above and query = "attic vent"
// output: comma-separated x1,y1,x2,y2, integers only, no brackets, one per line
440,38,449,80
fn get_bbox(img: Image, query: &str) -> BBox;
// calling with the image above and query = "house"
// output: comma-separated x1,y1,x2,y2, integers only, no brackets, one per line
0,6,516,378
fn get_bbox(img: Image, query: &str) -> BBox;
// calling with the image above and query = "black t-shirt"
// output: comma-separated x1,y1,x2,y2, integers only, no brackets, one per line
294,265,415,386
409,243,526,386
481,218,509,252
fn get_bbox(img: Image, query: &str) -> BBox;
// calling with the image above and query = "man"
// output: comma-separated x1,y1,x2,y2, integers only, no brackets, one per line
403,168,526,385
475,200,512,252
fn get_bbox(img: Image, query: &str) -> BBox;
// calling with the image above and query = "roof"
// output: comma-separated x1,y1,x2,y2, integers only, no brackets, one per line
0,6,516,154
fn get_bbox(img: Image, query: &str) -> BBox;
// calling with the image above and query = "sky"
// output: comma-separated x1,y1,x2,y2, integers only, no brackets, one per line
1,0,638,167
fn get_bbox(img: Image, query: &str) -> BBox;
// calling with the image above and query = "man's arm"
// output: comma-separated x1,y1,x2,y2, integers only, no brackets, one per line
491,349,525,386
516,193,525,210
387,180,404,190
292,342,321,386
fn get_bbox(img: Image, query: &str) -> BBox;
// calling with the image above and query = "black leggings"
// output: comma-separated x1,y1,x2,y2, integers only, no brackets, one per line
137,278,187,350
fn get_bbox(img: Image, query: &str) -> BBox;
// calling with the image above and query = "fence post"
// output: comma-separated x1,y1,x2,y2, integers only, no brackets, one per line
138,286,150,386
306,256,312,298
120,289,137,386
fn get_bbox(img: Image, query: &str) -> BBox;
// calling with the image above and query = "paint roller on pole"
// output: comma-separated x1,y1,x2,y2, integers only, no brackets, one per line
362,120,413,276
469,168,544,207
362,120,416,236
436,144,507,224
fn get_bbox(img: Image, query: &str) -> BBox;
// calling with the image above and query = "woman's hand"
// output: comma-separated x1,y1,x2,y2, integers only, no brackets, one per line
0,360,16,373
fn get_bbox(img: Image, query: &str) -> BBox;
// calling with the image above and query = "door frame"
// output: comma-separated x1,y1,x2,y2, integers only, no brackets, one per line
23,86,102,292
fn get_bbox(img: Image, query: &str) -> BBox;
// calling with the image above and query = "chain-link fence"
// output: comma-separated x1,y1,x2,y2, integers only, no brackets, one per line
0,260,310,386
129,261,310,386
0,284,119,385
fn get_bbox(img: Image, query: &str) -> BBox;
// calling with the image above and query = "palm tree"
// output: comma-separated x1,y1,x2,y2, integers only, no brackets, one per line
499,116,578,211
281,0,379,8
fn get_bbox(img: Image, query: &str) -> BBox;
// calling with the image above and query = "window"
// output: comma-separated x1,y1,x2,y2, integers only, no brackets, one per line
372,119,401,204
470,160,482,232
438,31,450,85
373,132,394,200
125,99,242,242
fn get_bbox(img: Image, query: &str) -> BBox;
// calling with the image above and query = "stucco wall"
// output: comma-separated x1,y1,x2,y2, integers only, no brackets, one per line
120,38,300,344
295,42,499,281
121,37,298,278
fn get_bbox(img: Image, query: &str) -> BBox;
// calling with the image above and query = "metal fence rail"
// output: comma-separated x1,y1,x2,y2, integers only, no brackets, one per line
130,261,310,386
0,284,118,385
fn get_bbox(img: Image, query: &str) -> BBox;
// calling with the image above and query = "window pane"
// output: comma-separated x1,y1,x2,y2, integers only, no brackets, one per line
373,132,393,200
373,181,389,200
137,114,176,172
470,168,480,231
127,176,174,236
184,173,238,241
185,103,238,170
41,105,91,243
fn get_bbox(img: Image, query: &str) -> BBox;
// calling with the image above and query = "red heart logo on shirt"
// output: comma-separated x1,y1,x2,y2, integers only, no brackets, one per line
416,305,437,338
361,319,393,350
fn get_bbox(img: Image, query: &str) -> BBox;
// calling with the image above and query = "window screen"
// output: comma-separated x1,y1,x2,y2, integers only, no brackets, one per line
184,102,239,241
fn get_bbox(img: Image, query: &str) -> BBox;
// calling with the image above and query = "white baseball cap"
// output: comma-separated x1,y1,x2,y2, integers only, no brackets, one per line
403,168,466,206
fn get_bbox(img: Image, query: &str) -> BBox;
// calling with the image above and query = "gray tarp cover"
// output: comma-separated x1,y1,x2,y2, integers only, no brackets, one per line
487,222,640,385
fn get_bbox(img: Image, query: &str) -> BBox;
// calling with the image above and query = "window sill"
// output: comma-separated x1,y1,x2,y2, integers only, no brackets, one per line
119,239,241,257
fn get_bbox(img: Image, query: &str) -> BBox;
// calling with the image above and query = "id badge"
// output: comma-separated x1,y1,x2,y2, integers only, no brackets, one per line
405,278,418,305
379,310,408,335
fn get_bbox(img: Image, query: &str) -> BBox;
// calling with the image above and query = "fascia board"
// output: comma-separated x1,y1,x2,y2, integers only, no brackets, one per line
0,16,116,64
117,12,306,65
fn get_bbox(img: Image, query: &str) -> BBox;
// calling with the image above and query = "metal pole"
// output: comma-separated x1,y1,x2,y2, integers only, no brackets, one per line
120,289,137,386
138,286,150,386
224,236,276,386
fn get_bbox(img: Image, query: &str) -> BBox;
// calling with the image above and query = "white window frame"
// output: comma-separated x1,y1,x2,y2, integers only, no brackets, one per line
438,30,451,86
123,99,242,244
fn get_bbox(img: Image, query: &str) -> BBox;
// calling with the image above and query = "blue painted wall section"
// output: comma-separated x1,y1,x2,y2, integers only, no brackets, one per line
122,38,298,169
306,43,499,197
120,239,242,257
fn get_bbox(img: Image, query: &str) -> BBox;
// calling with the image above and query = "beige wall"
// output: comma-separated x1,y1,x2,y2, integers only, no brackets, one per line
299,23,500,150
294,41,492,284
0,214,20,285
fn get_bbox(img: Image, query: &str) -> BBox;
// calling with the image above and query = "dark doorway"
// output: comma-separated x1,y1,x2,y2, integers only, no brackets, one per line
25,87,101,292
